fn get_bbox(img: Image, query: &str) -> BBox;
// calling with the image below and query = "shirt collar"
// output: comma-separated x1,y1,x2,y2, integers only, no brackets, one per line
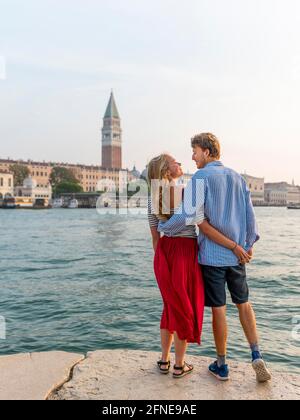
205,161,224,168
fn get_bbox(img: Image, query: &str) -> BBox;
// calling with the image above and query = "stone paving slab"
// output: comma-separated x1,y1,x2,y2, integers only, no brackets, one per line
0,351,84,400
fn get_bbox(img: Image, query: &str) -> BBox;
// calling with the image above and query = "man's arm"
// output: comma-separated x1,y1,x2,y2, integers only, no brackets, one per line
199,220,252,264
158,175,206,236
244,183,260,251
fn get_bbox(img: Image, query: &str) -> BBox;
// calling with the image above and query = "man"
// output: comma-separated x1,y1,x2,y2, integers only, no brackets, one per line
158,133,271,383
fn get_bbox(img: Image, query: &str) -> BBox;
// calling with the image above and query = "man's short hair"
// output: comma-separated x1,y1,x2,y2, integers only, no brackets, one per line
191,133,221,159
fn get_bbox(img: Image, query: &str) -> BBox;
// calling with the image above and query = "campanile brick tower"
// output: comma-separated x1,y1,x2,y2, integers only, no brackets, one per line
101,92,122,170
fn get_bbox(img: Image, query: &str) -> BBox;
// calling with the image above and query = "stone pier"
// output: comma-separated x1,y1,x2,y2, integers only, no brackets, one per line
0,350,299,400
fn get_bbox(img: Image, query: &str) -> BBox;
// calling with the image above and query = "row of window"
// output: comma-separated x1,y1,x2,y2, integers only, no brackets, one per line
19,194,50,198
249,184,264,191
30,172,119,181
267,195,286,198
0,177,12,187
31,171,49,177
82,175,119,181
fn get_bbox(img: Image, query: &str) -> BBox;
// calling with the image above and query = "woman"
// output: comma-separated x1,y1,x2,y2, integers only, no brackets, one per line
147,154,251,379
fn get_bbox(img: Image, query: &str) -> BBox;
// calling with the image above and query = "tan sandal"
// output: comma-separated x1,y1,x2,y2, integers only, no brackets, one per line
157,360,171,374
173,362,194,379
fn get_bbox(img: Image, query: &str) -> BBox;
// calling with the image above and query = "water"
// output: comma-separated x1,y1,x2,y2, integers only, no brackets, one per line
0,207,299,374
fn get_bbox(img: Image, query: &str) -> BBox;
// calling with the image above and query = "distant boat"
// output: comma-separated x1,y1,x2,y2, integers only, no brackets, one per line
287,204,300,210
68,199,79,209
33,198,49,210
52,198,64,208
2,197,17,209
15,197,33,209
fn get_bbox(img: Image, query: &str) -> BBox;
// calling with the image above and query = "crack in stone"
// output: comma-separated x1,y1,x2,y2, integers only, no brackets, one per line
46,354,87,400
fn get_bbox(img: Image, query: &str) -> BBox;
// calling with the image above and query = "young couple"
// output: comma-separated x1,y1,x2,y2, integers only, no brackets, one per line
147,133,271,383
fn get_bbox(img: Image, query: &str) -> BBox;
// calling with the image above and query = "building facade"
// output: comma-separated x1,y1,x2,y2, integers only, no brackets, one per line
0,159,138,194
0,171,14,198
264,182,300,206
287,182,300,205
14,177,52,207
264,182,288,206
265,189,287,206
242,174,265,205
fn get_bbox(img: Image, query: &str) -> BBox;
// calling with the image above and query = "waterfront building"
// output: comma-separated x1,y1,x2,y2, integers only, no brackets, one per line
0,158,139,194
264,181,300,206
0,92,139,194
264,182,288,206
14,176,52,207
0,171,14,199
287,181,300,205
242,174,265,205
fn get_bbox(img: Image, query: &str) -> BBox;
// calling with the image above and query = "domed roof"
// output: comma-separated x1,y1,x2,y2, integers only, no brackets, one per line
131,165,141,178
23,176,37,189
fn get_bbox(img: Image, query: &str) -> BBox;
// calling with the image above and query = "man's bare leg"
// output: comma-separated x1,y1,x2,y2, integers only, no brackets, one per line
237,302,258,345
237,302,272,382
209,306,229,380
212,306,228,359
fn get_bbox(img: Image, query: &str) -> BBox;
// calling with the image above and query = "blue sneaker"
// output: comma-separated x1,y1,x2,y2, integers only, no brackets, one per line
252,352,272,383
209,361,230,381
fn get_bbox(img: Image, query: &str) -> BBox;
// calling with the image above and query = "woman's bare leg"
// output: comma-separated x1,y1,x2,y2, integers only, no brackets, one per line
173,332,188,371
160,329,173,362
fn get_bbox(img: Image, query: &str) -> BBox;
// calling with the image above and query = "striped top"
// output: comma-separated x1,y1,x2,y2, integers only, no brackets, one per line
148,197,197,239
158,161,260,267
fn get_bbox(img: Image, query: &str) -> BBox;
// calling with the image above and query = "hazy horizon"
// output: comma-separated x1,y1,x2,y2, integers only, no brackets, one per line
1,0,300,184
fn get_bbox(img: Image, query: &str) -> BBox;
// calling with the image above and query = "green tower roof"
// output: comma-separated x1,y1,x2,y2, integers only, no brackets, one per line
104,91,120,119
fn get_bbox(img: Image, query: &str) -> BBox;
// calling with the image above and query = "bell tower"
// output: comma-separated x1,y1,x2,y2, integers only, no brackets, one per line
102,91,122,169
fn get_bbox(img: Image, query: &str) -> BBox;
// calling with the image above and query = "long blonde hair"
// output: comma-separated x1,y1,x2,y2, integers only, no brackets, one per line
147,154,176,221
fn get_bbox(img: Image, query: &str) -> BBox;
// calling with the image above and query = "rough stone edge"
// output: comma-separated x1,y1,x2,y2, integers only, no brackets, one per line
45,354,86,400
46,350,300,401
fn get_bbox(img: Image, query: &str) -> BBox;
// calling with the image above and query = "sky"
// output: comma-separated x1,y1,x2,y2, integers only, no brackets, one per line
0,0,300,184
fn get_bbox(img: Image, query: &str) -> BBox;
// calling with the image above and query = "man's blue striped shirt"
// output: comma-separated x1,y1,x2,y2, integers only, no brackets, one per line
158,161,260,267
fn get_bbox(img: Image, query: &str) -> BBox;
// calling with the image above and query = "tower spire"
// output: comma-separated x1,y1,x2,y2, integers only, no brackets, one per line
104,91,120,119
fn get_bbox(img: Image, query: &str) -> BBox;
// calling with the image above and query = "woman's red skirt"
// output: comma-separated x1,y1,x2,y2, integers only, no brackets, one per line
154,236,205,345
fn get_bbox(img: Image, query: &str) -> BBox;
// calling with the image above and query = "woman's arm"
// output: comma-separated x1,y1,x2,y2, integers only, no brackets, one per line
199,220,252,264
150,227,160,252
148,197,161,252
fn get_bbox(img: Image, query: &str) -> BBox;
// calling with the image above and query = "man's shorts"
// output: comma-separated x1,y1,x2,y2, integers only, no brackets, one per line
201,265,249,307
